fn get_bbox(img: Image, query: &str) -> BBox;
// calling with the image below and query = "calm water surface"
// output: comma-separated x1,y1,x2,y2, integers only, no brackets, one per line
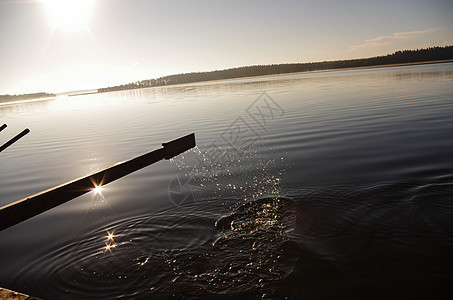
1,63,452,299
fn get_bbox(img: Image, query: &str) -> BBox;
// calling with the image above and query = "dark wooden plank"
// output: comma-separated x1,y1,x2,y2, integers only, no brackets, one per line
0,133,195,231
0,129,30,153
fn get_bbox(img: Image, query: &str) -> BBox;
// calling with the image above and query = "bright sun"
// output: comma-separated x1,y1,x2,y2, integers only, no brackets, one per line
41,0,94,29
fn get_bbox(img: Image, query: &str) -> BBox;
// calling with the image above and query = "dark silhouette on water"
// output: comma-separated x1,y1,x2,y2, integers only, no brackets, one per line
0,133,195,231
0,128,30,153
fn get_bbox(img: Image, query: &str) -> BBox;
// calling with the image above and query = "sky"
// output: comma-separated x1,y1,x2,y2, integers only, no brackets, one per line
0,0,452,94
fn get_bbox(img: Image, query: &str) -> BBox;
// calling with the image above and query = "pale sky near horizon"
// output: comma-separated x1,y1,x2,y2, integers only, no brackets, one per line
1,0,452,94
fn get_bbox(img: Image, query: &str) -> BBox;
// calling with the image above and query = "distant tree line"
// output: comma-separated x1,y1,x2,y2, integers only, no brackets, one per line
97,45,452,93
0,92,56,103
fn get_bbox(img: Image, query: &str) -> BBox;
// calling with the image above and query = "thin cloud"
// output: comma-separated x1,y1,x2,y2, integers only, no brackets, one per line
350,28,440,51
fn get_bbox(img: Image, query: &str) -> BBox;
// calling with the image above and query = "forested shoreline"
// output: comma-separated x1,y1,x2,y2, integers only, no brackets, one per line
0,92,56,103
2,46,452,99
98,46,453,93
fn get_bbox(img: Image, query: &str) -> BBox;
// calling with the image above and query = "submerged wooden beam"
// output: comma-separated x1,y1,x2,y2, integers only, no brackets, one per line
0,128,30,153
0,133,195,231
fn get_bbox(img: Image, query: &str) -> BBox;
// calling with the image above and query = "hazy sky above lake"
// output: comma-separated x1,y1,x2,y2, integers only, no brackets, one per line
1,0,452,94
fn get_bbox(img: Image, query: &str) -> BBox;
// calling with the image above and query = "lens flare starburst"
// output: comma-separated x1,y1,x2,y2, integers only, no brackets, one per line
93,185,103,194
104,230,117,253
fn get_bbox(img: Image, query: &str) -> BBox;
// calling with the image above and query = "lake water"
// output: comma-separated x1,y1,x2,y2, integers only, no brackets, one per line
1,63,452,299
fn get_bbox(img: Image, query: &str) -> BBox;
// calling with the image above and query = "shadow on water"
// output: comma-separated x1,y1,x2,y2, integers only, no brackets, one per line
10,176,453,299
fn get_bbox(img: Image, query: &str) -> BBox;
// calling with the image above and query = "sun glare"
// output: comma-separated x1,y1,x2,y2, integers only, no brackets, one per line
104,243,116,253
41,0,94,29
93,185,103,194
106,231,115,241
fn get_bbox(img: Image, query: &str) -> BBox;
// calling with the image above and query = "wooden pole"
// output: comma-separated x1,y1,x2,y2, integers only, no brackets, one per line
0,133,195,231
0,128,30,153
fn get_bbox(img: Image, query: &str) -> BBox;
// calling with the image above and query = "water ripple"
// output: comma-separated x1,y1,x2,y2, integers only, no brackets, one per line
13,197,301,299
